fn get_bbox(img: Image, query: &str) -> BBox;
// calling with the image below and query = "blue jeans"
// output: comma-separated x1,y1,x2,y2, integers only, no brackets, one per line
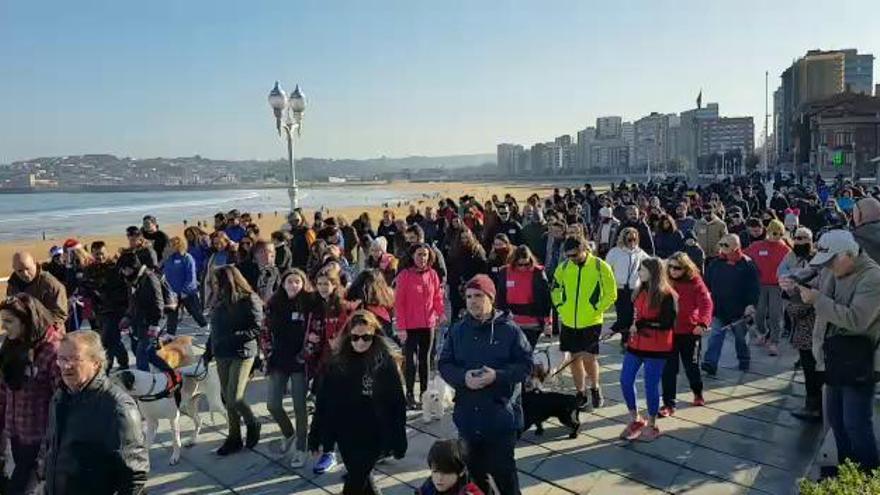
620,352,666,417
826,383,879,470
702,317,750,371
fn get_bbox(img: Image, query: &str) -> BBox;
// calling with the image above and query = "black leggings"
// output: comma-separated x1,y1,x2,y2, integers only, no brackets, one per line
662,334,703,407
800,349,823,410
340,446,382,495
8,438,40,495
613,288,635,345
404,329,434,398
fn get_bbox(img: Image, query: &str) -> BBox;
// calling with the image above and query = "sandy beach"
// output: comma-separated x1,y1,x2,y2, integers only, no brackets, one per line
0,181,558,280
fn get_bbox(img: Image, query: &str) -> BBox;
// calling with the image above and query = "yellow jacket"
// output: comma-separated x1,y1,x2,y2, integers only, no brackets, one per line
551,255,618,329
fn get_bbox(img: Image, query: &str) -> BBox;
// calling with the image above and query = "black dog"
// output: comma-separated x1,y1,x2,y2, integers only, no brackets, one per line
521,389,581,439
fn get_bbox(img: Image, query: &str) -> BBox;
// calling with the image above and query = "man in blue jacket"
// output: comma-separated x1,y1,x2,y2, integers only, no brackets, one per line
701,234,760,375
439,274,532,495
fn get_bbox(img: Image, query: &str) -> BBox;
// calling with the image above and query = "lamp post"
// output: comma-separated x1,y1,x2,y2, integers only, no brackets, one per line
268,81,306,211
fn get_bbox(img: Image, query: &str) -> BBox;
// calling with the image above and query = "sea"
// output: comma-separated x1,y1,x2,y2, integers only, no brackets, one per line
0,186,429,242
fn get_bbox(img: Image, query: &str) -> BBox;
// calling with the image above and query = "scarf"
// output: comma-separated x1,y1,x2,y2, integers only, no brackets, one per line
719,248,744,265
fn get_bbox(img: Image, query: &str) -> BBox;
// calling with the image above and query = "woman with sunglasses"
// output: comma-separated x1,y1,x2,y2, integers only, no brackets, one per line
660,252,713,417
777,227,822,422
309,310,407,494
614,257,677,442
744,220,791,356
495,245,552,350
606,227,651,351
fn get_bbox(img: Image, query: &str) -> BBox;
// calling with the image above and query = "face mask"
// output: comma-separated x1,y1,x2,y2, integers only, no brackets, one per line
793,244,812,258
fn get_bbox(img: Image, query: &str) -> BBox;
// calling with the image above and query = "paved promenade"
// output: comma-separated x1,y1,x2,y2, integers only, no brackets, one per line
144,322,823,495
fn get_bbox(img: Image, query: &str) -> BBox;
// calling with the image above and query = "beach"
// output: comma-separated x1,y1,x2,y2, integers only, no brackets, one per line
0,181,556,279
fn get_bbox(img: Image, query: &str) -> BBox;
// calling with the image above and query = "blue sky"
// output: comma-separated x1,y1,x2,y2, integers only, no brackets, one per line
1,0,877,163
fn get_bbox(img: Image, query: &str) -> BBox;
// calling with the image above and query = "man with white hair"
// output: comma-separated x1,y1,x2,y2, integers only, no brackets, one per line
44,330,149,494
781,229,880,472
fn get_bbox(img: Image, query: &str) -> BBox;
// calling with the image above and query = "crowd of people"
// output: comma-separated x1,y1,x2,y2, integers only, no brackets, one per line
1,172,879,494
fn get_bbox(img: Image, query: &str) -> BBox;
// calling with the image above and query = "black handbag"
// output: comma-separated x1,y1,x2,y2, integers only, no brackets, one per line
823,329,880,386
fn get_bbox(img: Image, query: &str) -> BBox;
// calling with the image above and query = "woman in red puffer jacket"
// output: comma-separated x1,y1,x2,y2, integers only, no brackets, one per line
495,245,552,351
661,251,714,416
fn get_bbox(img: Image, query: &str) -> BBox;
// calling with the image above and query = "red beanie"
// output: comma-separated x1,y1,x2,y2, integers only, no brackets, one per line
465,274,496,300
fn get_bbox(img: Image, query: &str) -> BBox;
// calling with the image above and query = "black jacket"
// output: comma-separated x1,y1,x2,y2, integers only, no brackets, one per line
239,261,281,302
142,230,169,262
207,293,264,360
290,226,311,270
83,261,129,315
308,351,407,457
489,219,524,246
275,243,293,273
128,269,163,335
44,373,148,495
265,292,313,373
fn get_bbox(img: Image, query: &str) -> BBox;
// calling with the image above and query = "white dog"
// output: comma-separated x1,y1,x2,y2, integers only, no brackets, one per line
421,375,454,423
112,360,226,465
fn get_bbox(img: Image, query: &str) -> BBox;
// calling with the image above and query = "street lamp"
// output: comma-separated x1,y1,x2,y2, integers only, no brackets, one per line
268,81,305,211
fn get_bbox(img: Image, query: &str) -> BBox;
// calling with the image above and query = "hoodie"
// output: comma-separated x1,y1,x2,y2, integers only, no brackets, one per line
438,311,532,439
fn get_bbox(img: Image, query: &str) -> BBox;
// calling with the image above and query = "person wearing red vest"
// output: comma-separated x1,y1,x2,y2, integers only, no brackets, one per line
661,252,713,417
743,219,791,356
495,246,552,350
610,257,677,442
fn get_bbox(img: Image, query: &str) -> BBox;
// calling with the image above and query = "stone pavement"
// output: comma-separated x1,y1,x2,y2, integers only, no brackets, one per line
143,322,823,495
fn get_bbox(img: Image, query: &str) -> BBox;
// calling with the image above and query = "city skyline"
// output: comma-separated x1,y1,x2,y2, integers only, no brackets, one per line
1,1,878,164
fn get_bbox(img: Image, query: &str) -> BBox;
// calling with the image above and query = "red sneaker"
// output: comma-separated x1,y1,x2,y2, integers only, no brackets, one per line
658,405,676,418
620,420,646,441
692,394,706,407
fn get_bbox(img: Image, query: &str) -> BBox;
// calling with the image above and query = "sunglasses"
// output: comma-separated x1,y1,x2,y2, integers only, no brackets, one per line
718,243,730,248
350,334,375,343
668,264,683,270
794,236,810,241
566,252,581,258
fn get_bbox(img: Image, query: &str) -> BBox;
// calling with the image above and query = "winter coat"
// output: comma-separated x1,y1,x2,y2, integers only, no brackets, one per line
308,351,407,457
82,261,129,316
238,261,281,303
0,324,62,445
654,230,685,259
670,276,713,335
438,311,532,439
44,373,148,495
854,221,880,265
163,252,199,297
207,293,263,360
394,267,444,331
705,255,760,324
811,253,880,373
605,247,650,290
6,269,68,329
127,269,163,335
303,301,353,378
693,216,728,258
551,255,618,329
417,479,485,495
262,291,315,374
495,266,551,328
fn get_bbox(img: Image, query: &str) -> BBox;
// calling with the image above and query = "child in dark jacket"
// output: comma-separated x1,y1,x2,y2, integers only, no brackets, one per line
417,440,487,495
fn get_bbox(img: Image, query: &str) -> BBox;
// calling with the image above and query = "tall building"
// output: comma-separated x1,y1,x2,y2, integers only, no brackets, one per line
576,126,597,170
698,117,755,172
597,116,623,139
496,143,524,175
775,48,874,163
590,142,630,174
634,112,669,174
678,103,719,172
621,122,635,165
530,142,553,173
550,135,575,170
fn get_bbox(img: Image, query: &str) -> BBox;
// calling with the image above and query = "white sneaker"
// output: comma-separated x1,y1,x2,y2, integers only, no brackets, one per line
290,450,306,469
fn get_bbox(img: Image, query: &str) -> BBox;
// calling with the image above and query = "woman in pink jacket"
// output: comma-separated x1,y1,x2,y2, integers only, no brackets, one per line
394,242,445,409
